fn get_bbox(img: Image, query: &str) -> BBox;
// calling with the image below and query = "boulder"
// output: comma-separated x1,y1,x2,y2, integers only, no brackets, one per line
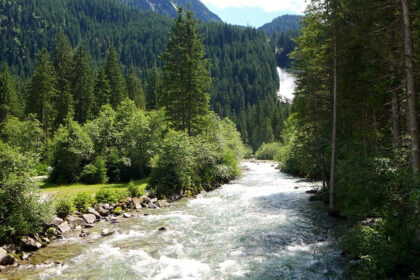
134,203,142,210
0,265,5,272
150,198,157,203
41,237,50,244
57,221,71,233
20,252,31,261
101,229,115,237
98,207,109,216
132,197,143,205
75,226,82,230
67,216,86,229
148,202,159,209
82,214,96,224
2,244,19,254
140,196,151,204
20,236,42,251
123,213,131,218
0,248,15,266
87,207,101,219
158,227,167,231
85,224,94,229
50,216,64,226
156,200,170,208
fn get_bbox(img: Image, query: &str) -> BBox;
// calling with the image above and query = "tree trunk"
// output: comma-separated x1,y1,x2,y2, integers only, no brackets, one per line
401,0,420,173
391,91,401,149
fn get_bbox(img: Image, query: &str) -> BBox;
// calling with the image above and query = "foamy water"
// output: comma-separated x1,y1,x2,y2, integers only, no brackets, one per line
1,162,345,279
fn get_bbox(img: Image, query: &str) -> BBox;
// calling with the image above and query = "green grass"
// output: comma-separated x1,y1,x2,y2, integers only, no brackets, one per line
40,179,148,201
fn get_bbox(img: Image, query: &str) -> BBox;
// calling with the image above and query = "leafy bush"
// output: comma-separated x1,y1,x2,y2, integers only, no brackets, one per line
55,199,74,218
73,192,93,213
113,206,122,215
255,142,282,160
95,189,117,204
80,157,108,184
115,189,129,203
127,181,143,197
0,142,53,244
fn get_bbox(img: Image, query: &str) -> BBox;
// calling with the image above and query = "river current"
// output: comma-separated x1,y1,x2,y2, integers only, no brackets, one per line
2,161,345,280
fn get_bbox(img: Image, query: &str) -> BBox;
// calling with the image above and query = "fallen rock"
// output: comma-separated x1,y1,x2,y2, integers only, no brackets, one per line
156,200,170,208
50,216,64,226
57,221,71,233
0,248,15,265
123,213,131,218
158,227,167,231
87,207,101,219
67,216,86,229
20,236,42,251
101,229,115,237
82,214,96,224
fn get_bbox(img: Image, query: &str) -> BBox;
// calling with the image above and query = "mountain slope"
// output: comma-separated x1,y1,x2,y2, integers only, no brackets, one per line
118,0,221,22
258,15,301,36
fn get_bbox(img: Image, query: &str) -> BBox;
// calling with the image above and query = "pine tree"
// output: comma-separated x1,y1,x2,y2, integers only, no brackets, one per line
72,46,94,123
145,64,162,110
161,8,211,135
93,68,111,115
105,46,126,107
53,33,74,128
0,65,20,122
26,49,58,138
126,67,145,109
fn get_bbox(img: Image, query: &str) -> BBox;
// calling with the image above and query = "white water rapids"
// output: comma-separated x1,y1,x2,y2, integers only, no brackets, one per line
2,162,345,279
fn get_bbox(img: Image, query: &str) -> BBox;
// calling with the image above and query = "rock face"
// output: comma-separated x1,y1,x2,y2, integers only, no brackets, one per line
20,237,42,251
57,221,71,233
0,248,15,265
82,214,96,224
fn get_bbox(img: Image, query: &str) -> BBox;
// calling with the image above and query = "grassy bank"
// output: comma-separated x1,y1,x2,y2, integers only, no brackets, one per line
39,179,148,200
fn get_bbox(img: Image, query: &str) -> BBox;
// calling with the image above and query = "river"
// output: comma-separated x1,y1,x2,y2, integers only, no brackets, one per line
1,161,345,280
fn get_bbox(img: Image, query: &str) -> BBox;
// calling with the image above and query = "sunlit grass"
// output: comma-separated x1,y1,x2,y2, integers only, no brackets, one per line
39,179,148,200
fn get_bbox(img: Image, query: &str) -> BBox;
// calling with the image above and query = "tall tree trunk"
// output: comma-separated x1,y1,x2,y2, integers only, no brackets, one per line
329,23,338,213
401,0,420,173
391,91,401,149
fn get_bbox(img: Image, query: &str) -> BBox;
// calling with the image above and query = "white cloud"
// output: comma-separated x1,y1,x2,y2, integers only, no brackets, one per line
200,0,307,13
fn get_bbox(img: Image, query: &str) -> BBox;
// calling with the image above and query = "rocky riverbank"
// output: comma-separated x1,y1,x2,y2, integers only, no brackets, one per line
0,195,170,272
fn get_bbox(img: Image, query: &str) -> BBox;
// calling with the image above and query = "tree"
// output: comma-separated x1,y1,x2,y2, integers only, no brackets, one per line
105,46,126,107
0,65,20,122
26,49,58,139
145,64,162,110
126,67,146,109
161,8,211,135
93,68,111,115
72,47,94,123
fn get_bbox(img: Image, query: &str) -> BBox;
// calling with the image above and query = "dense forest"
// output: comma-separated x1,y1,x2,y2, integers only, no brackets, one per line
0,0,288,149
269,0,420,278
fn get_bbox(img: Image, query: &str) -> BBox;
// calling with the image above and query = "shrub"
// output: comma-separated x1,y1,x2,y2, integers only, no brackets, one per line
113,206,122,215
80,157,108,184
95,189,117,204
127,181,143,197
73,192,93,213
114,189,129,203
255,142,282,160
55,199,74,218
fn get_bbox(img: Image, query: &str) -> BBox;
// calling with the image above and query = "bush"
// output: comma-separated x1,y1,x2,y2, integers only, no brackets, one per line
127,181,143,197
55,199,74,218
73,192,93,213
95,189,117,204
255,142,282,160
80,157,108,184
115,189,129,203
113,206,122,215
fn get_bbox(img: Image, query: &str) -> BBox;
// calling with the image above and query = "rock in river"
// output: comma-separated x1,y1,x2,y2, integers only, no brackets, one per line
82,214,97,224
101,229,115,237
0,248,15,266
57,221,71,233
20,236,42,251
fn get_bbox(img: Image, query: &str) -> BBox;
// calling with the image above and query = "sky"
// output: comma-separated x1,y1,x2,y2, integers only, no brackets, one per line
200,0,307,28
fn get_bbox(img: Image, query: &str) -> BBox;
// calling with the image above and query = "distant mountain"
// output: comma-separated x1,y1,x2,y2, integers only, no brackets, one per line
258,15,301,36
118,0,222,22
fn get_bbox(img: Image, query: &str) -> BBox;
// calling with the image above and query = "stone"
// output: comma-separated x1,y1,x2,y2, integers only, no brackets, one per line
20,236,42,251
79,232,88,238
0,248,15,265
134,203,142,210
87,207,101,219
150,198,157,203
156,200,170,208
123,213,131,218
50,216,64,226
20,252,31,260
67,216,86,229
57,221,71,233
148,202,159,209
2,244,18,254
85,224,94,228
41,237,51,244
305,189,318,194
101,229,115,237
0,265,5,272
111,218,119,224
98,207,109,216
158,227,167,231
75,225,82,230
82,214,96,224
102,204,110,210
140,196,151,204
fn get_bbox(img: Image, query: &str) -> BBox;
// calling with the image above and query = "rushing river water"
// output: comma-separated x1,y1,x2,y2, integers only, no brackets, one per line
2,162,346,280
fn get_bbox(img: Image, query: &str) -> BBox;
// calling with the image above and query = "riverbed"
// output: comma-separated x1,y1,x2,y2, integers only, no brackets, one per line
1,161,345,279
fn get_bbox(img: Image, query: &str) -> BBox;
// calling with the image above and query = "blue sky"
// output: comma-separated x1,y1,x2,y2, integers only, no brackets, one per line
200,0,307,28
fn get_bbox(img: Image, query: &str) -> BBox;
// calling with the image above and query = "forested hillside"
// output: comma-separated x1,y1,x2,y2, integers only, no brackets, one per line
258,14,301,36
119,0,221,22
0,0,287,149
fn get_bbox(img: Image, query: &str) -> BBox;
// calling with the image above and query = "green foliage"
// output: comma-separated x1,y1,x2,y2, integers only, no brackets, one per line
0,65,21,122
105,46,127,107
95,188,118,204
126,67,145,109
255,142,282,160
80,157,108,184
0,142,53,244
127,181,143,197
113,206,123,215
55,199,74,219
72,192,93,213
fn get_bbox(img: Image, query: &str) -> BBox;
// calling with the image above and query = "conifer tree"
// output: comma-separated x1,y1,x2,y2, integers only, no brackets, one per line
146,64,162,110
161,8,211,135
93,68,111,115
26,49,58,139
126,67,145,109
72,46,94,123
105,46,126,107
0,65,20,122
53,33,74,128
